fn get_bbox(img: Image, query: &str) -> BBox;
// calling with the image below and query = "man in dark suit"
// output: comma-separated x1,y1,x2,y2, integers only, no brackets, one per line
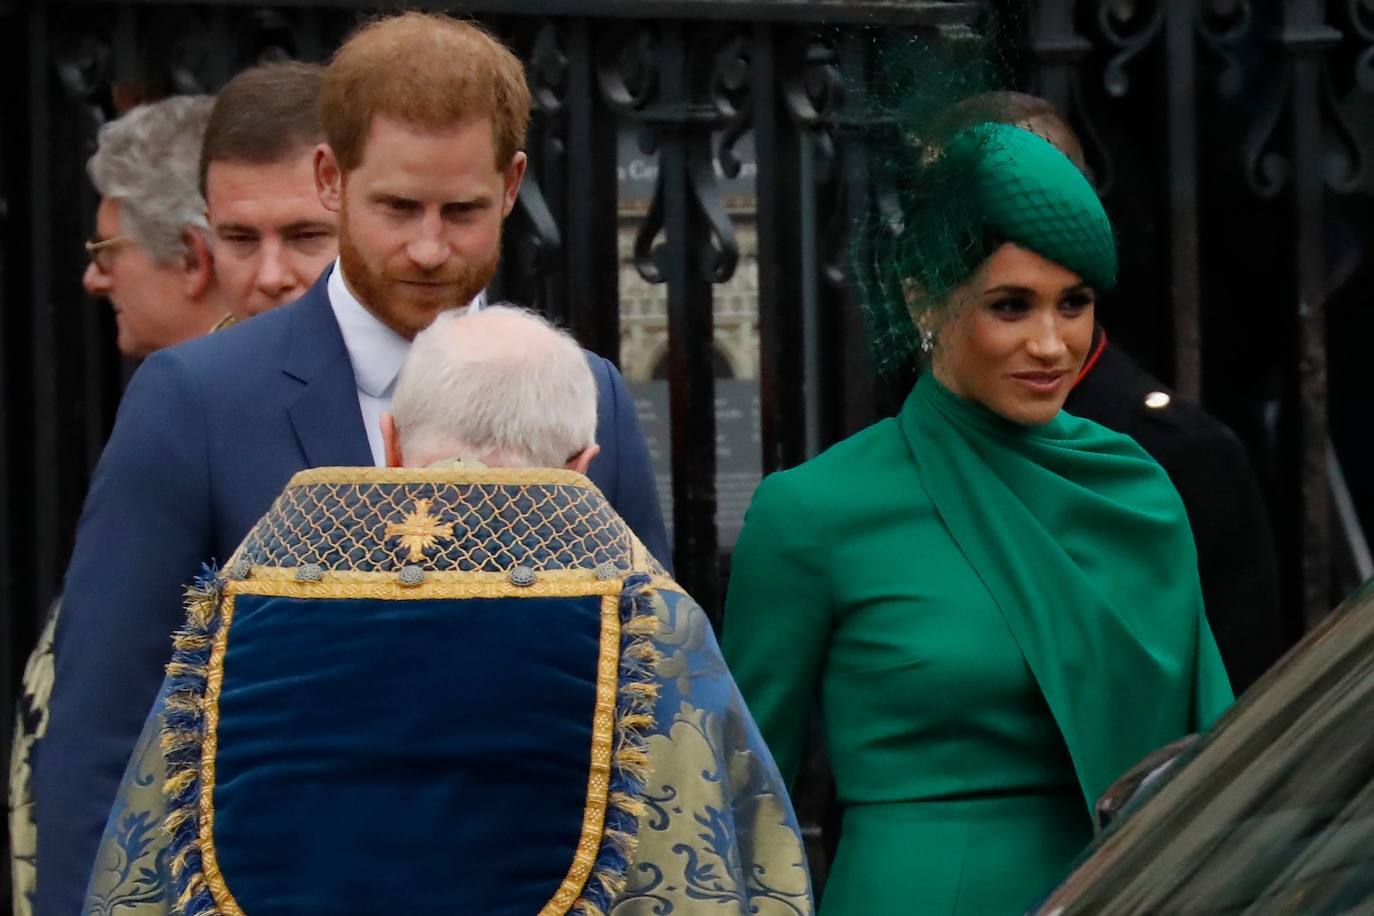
35,14,670,914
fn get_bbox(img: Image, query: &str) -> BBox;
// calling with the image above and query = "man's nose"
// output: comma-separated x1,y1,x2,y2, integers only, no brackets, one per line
255,240,297,297
406,212,449,271
83,261,111,297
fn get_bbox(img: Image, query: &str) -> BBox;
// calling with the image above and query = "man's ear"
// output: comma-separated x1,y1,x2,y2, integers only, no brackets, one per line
182,229,215,300
381,413,404,468
565,443,600,476
315,144,344,213
500,151,528,218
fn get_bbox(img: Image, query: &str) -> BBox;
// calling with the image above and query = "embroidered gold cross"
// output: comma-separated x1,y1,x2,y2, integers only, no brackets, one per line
385,498,454,561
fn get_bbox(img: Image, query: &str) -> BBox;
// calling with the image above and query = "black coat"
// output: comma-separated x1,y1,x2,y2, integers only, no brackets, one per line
1064,329,1285,693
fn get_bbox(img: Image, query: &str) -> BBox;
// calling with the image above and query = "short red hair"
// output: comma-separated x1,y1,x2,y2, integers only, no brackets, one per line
320,12,531,171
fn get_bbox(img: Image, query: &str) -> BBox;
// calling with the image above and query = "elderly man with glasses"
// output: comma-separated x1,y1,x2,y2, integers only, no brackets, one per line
81,94,225,356
8,94,221,916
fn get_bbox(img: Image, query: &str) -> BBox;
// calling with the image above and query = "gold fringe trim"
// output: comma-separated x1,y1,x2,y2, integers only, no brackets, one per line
164,692,203,716
161,730,198,753
624,614,661,637
170,842,195,877
173,632,211,651
183,586,221,629
176,871,213,914
164,767,197,796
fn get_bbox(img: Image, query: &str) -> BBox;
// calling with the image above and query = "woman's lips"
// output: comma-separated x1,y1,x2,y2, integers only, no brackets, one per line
1010,370,1067,395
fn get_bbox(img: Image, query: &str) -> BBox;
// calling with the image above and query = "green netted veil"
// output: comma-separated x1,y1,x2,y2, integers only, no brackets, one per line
848,33,1118,372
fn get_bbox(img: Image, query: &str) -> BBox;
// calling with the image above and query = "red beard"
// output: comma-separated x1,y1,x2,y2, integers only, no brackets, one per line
337,197,501,339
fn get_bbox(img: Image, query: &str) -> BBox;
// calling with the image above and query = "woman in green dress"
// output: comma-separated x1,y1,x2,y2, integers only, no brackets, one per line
721,113,1233,913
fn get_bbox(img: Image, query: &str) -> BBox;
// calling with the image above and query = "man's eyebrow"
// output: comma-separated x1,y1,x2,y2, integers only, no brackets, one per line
446,195,493,209
281,220,337,234
214,222,260,236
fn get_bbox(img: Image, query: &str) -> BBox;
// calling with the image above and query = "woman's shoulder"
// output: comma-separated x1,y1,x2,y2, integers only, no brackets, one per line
750,416,910,515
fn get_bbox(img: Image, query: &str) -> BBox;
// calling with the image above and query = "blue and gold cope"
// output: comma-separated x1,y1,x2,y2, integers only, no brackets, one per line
84,468,811,916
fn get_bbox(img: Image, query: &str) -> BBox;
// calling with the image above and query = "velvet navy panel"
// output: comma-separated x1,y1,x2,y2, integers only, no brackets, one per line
211,593,603,915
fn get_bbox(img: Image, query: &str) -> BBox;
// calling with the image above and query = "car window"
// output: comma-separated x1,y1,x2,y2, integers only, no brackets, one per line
1036,578,1374,915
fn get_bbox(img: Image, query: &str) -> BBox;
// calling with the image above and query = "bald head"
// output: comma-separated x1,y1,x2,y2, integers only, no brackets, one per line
387,305,599,470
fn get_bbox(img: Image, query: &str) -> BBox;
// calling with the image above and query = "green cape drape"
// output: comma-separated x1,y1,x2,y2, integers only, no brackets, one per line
901,372,1233,811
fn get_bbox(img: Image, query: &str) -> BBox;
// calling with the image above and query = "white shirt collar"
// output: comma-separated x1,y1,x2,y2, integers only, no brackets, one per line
326,259,413,399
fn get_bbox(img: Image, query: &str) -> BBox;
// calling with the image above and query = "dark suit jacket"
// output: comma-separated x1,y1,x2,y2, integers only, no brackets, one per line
1064,328,1285,695
35,271,671,915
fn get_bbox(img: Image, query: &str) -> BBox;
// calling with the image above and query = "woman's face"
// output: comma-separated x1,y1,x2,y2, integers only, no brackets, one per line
930,242,1095,426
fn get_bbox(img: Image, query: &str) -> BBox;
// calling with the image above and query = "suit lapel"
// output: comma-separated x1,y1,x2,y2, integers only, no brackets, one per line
283,271,375,469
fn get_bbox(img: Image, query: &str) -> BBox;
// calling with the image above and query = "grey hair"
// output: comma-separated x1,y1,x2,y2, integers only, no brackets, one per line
87,95,215,265
392,305,598,469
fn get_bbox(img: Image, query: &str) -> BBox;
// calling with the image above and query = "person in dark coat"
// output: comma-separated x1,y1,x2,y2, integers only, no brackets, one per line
1065,324,1284,691
996,91,1286,692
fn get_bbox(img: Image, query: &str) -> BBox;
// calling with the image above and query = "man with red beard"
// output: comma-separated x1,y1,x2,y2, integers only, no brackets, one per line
35,14,670,915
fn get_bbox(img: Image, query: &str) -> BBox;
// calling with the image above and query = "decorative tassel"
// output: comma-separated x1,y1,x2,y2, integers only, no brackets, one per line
572,573,664,915
161,565,225,916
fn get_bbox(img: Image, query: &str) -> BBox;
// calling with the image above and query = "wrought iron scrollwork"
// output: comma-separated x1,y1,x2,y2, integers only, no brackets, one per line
511,19,566,278
51,27,112,145
1241,9,1357,198
597,22,741,287
780,31,841,171
1242,69,1291,198
1098,0,1166,97
528,19,568,124
165,12,218,94
1197,0,1252,97
778,28,851,288
231,9,301,68
1341,0,1374,89
711,32,752,180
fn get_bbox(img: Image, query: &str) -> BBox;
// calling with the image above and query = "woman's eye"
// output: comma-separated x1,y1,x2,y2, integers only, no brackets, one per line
989,296,1029,316
1061,293,1095,314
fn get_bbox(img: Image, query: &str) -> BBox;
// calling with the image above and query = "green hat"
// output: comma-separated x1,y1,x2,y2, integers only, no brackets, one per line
959,122,1117,291
849,38,1118,372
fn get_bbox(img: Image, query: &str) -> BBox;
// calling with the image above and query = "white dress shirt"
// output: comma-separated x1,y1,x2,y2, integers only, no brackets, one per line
326,259,484,466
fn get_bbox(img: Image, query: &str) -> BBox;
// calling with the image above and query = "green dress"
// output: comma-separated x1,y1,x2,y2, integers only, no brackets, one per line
722,373,1233,915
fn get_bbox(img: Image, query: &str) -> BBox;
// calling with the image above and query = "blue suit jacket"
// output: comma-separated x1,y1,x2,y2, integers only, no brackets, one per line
35,272,671,915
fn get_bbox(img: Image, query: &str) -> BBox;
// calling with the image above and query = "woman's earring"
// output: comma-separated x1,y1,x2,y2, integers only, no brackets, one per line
919,327,935,353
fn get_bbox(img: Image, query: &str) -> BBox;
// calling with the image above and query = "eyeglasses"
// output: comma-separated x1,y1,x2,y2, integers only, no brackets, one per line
85,235,131,274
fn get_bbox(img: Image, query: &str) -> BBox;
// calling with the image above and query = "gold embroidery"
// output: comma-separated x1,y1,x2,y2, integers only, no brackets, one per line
538,593,621,915
198,592,239,915
234,566,682,596
384,497,456,561
197,578,626,915
233,470,670,581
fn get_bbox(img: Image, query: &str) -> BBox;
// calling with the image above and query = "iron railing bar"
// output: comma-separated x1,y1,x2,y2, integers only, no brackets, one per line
27,5,59,608
1166,0,1201,400
56,0,980,28
752,22,808,474
1282,0,1338,625
1328,443,1373,582
564,18,621,363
